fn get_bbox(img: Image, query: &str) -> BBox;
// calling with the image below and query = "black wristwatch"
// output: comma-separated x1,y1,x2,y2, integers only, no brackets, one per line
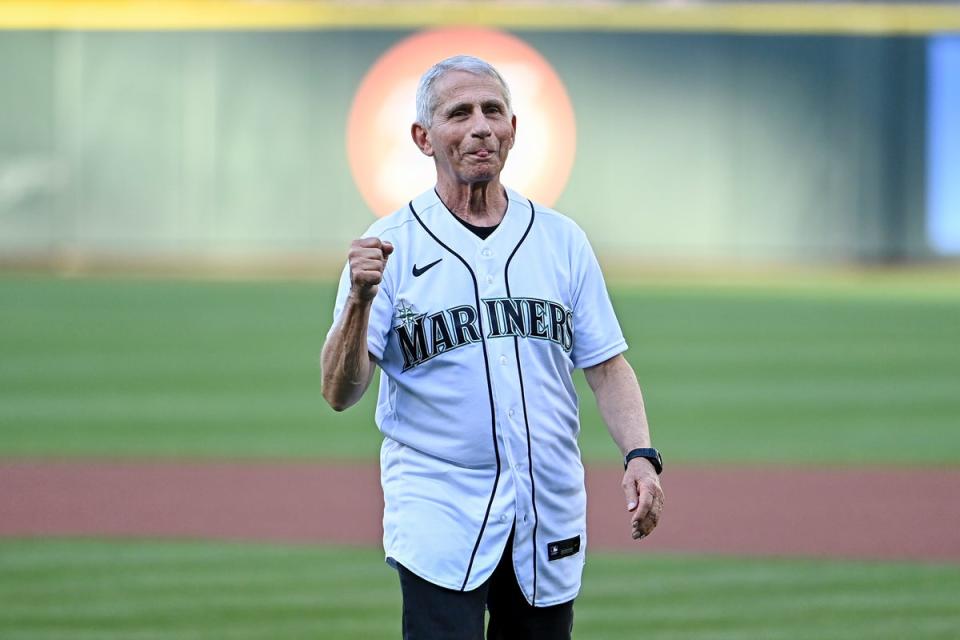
624,447,663,474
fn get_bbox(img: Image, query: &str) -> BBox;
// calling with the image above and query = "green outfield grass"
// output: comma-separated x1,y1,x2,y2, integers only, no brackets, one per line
1,274,958,465
1,539,958,639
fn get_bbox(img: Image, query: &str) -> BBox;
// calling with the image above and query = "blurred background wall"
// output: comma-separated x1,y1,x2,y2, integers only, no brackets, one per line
0,1,958,267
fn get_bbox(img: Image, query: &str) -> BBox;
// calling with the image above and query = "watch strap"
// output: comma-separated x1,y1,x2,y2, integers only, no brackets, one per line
624,447,663,474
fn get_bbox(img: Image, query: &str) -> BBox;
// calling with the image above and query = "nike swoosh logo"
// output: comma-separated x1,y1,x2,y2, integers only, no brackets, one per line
412,258,442,277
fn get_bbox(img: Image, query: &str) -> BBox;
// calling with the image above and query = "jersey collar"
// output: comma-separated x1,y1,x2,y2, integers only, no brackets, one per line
409,187,534,261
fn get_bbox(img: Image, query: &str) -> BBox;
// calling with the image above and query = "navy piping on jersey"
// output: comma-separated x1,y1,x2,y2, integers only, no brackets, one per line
408,199,501,592
503,199,539,604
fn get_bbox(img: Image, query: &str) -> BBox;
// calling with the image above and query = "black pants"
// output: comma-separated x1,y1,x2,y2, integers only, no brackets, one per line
397,532,574,640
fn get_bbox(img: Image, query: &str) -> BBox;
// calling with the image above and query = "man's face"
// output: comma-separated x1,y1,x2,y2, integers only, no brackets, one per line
413,70,517,186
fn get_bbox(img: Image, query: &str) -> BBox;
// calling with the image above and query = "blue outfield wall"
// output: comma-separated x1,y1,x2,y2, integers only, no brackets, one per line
927,35,960,257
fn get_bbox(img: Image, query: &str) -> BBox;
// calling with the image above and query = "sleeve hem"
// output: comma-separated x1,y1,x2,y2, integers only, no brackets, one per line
573,341,627,370
368,339,385,361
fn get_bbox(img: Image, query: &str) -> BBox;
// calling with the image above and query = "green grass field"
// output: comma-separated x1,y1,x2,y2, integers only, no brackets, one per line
1,274,958,464
1,540,958,640
2,273,959,638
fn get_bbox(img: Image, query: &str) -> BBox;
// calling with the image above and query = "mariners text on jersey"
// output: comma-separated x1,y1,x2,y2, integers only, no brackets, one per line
395,296,574,371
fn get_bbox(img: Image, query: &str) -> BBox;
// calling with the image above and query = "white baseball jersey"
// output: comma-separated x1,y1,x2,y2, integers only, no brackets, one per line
331,187,627,606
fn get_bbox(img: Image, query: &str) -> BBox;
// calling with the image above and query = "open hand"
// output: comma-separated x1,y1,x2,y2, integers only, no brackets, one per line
622,459,664,540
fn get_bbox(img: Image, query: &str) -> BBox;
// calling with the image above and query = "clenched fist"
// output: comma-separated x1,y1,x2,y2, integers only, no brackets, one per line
349,237,394,302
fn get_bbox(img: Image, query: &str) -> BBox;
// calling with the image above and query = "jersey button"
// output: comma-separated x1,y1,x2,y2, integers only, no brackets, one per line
499,355,508,366
485,274,494,285
500,514,509,523
481,248,492,257
508,408,515,417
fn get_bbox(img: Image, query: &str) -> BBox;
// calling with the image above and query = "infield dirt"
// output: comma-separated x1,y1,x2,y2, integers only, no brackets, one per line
2,459,958,562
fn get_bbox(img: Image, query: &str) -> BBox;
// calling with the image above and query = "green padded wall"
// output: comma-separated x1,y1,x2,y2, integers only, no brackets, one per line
0,30,929,263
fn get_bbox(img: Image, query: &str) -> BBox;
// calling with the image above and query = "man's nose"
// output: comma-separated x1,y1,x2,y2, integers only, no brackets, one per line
470,114,492,137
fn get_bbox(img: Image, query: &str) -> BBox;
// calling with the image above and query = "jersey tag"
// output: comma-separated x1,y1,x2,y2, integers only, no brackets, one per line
546,535,581,561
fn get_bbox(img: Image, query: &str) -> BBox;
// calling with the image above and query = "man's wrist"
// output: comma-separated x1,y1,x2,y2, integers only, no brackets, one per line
624,447,663,474
346,287,377,306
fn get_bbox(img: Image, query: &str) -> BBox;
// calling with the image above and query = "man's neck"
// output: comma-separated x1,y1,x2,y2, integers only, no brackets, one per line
436,180,508,227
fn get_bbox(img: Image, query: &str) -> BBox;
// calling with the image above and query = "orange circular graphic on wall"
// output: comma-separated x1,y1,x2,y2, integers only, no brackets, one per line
346,28,577,217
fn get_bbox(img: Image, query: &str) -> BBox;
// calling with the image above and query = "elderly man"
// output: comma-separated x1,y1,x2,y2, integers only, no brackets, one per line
321,55,663,640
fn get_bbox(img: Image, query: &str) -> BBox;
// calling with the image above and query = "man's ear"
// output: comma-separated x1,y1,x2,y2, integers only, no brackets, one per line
411,123,434,157
508,114,517,150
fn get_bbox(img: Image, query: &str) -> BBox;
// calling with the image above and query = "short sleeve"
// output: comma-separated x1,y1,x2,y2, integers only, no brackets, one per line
329,244,395,362
569,232,627,369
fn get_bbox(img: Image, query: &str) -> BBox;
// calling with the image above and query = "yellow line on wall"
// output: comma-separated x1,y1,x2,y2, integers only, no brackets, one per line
1,1,959,35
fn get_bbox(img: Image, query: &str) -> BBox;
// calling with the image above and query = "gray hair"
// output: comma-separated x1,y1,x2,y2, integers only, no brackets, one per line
415,55,512,127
